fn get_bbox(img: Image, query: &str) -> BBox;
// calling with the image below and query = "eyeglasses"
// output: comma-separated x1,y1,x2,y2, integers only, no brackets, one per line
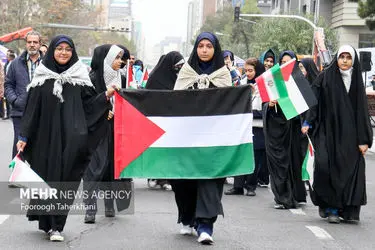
55,47,73,53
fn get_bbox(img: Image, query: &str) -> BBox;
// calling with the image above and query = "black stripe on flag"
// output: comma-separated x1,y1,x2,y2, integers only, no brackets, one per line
292,66,318,108
117,85,252,117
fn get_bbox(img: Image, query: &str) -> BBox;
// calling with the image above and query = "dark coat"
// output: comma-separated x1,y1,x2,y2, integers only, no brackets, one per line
4,51,30,117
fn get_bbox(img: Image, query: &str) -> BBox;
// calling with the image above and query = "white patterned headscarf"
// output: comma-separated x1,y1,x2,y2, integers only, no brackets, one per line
103,45,123,88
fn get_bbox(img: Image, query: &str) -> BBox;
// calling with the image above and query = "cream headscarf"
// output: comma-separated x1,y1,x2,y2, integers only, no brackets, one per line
337,45,355,93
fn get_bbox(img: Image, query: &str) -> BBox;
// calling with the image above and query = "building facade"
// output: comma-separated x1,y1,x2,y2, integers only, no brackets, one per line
263,0,374,49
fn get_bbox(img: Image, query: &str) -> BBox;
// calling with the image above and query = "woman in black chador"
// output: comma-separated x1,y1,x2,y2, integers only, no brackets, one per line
302,45,373,223
264,50,307,210
17,35,116,241
145,51,185,190
83,44,130,224
172,32,231,245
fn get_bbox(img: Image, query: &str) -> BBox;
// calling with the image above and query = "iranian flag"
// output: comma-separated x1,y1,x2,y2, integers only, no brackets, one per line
114,85,254,179
140,68,149,88
256,59,317,120
302,140,314,185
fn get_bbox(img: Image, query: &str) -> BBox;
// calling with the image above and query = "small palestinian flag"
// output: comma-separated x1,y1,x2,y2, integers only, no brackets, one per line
140,68,149,88
126,61,136,89
114,85,255,179
256,59,317,120
302,140,314,185
9,154,49,188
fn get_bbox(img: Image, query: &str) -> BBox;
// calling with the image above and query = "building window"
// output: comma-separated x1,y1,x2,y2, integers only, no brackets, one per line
359,33,375,48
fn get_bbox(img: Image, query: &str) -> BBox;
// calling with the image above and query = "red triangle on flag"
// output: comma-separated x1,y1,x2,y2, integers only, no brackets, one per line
114,92,165,178
280,58,296,82
143,69,149,81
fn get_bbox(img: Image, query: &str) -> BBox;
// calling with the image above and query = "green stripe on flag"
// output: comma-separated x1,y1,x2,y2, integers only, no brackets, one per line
271,65,299,119
120,143,254,179
302,151,310,181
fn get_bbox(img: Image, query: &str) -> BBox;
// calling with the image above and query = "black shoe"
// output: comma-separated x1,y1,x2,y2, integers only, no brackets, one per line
245,190,256,196
105,208,115,217
224,188,244,195
84,214,96,224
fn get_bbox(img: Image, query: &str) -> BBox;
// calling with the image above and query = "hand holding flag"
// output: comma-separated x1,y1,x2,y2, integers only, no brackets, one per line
256,59,317,120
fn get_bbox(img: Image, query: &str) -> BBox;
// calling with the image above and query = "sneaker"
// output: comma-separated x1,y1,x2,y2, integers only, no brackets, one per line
147,179,158,188
328,214,340,224
274,203,286,209
49,230,64,242
197,232,213,245
180,225,194,235
162,184,172,191
327,208,340,224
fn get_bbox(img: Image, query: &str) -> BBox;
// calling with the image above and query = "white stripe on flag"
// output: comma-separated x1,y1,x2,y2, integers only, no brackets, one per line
284,76,309,114
149,114,253,147
263,71,279,100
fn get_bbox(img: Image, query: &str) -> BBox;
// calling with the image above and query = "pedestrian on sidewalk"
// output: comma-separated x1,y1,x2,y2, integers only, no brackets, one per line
5,31,42,159
172,31,232,245
16,35,117,241
302,45,373,223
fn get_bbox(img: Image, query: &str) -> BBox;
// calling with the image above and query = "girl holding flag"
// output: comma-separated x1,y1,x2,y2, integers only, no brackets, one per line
264,50,307,209
16,35,117,241
172,32,232,245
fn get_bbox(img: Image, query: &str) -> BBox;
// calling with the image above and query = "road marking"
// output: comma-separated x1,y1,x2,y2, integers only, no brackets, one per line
289,208,306,215
0,215,10,225
306,226,333,240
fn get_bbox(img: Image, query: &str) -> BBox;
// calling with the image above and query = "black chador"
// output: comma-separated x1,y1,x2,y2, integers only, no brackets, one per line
264,51,307,209
20,35,110,234
83,44,131,222
305,45,373,221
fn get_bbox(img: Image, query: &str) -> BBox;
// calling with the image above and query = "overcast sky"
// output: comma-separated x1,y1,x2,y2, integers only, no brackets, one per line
132,0,191,50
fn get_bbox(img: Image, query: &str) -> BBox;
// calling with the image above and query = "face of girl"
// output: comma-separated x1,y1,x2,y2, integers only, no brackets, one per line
299,62,307,76
112,51,124,71
197,39,214,62
263,57,274,70
54,42,73,65
224,56,232,67
281,55,293,65
337,52,353,71
244,64,256,80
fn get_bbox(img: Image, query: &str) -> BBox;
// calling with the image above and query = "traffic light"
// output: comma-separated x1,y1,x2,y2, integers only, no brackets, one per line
234,6,240,22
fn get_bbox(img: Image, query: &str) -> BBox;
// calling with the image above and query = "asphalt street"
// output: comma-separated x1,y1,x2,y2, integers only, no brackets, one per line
0,119,375,249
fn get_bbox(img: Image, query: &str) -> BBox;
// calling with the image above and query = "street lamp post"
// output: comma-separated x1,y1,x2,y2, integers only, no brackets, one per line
239,13,332,66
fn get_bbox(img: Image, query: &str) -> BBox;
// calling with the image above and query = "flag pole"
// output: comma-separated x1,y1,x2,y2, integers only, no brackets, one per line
126,59,130,89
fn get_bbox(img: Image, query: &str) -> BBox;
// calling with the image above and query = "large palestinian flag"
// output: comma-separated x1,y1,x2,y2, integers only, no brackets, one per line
256,59,317,120
114,85,254,179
